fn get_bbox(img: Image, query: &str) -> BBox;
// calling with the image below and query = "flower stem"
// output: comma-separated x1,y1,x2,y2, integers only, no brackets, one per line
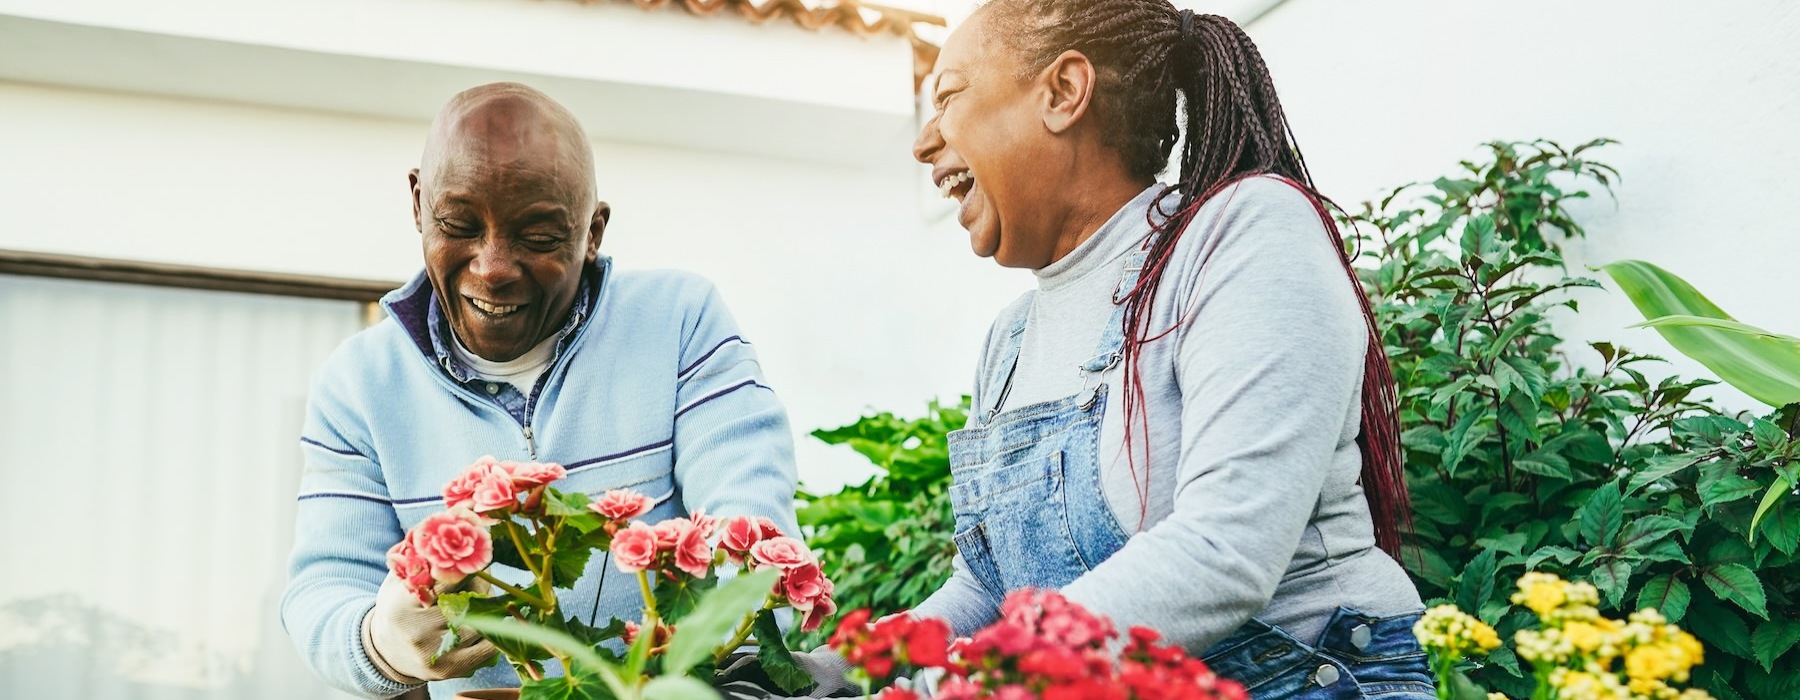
713,599,775,666
476,570,550,610
638,570,659,623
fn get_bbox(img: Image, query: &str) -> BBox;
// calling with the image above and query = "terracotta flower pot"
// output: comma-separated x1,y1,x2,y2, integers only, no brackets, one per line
453,690,519,700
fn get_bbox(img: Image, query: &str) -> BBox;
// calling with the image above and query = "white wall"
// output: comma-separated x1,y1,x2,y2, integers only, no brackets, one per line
1247,0,1800,410
0,80,1033,492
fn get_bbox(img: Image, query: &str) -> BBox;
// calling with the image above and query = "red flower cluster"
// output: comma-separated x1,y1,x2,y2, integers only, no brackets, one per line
829,609,953,682
831,590,1247,700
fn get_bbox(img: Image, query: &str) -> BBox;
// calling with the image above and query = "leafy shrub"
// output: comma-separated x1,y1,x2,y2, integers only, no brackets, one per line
792,399,967,648
1347,139,1800,699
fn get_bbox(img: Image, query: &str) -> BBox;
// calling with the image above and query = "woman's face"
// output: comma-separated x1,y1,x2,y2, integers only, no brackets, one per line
912,12,1062,268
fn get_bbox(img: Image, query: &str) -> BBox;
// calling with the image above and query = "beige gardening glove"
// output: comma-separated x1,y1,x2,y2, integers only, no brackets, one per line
362,573,499,684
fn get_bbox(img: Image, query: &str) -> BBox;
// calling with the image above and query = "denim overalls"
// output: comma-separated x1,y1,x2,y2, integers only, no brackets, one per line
945,245,1435,699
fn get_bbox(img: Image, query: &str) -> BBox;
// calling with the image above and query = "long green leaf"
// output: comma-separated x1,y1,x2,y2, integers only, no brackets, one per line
1602,260,1800,407
457,616,634,698
641,676,722,700
662,568,779,675
1750,476,1790,545
1634,315,1800,344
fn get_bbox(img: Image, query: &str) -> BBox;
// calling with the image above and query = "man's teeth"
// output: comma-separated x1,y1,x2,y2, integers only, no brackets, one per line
470,298,520,315
938,171,973,199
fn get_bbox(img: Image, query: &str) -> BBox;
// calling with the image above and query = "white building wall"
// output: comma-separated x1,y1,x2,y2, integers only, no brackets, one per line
1246,0,1800,409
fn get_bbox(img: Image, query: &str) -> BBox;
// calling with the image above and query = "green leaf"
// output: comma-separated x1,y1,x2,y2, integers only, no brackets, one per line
1686,594,1755,660
459,615,626,695
1752,620,1800,673
1474,532,1529,556
1759,484,1800,555
1527,545,1580,570
1700,463,1763,506
544,489,594,517
520,667,613,700
1616,515,1689,553
1589,556,1634,609
1446,668,1488,700
1637,574,1691,622
1577,480,1625,547
1702,670,1747,700
663,568,779,675
1625,452,1704,495
1602,260,1800,407
1701,563,1769,619
642,675,723,700
754,607,815,694
1454,549,1499,617
1750,475,1790,545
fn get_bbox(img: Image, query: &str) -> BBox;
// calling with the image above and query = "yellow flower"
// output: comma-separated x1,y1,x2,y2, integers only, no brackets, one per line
1514,572,1569,616
1487,694,1509,700
1414,604,1501,659
1625,645,1680,683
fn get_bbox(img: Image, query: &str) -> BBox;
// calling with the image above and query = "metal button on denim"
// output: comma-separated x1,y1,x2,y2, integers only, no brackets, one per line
1351,623,1373,650
486,383,500,394
1313,664,1340,687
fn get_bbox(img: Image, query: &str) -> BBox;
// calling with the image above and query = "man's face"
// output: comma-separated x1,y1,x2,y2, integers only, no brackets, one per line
411,107,605,362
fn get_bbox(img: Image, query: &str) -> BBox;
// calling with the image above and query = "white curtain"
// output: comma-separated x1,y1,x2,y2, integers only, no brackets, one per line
0,274,367,699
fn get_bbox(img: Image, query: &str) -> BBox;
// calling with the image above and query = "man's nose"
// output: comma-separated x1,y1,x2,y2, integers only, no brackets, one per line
467,236,522,287
912,113,944,165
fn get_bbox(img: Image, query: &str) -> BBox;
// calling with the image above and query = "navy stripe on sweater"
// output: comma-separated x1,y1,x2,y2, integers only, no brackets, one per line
675,379,770,419
564,439,675,472
301,436,370,459
678,335,748,379
297,491,391,506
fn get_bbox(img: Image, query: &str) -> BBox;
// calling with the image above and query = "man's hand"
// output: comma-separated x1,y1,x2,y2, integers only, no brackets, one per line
362,574,499,684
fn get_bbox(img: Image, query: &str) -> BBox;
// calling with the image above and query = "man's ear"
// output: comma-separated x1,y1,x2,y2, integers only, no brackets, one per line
1040,50,1097,135
587,201,610,262
409,168,425,233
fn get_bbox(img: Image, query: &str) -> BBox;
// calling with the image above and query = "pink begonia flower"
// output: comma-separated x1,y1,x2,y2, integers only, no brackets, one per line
590,489,653,521
652,518,692,551
750,536,811,571
410,507,493,583
800,578,838,632
782,561,828,608
756,517,784,540
386,539,437,605
442,456,509,511
688,510,721,541
508,461,567,488
470,472,517,514
610,521,659,573
673,521,713,578
720,515,765,564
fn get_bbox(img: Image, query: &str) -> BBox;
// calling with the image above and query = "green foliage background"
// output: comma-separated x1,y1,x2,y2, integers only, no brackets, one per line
1348,139,1800,699
790,399,966,649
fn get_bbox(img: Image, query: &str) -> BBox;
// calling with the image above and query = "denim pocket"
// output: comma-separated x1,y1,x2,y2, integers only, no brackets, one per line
951,522,1004,595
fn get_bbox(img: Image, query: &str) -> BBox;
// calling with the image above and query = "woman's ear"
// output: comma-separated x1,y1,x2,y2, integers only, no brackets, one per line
1040,50,1097,135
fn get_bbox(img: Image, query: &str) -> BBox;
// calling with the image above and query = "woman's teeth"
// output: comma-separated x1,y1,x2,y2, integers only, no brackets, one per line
470,298,520,316
938,171,973,199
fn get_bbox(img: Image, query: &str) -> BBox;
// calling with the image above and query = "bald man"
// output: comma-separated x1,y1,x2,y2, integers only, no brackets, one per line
281,83,803,698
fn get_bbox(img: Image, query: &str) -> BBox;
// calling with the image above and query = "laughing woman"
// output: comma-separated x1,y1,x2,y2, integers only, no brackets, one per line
902,2,1430,698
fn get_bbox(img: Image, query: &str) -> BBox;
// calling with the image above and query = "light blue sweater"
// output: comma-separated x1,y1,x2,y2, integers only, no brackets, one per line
280,256,802,698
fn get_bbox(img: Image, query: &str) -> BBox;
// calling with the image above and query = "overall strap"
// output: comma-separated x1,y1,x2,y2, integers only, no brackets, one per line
981,300,1032,424
1075,236,1156,408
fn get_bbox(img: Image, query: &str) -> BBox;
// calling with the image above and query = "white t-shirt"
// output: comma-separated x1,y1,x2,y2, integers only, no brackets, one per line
450,332,558,397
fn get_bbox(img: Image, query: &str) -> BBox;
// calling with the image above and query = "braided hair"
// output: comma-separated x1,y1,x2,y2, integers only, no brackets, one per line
978,0,1411,556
